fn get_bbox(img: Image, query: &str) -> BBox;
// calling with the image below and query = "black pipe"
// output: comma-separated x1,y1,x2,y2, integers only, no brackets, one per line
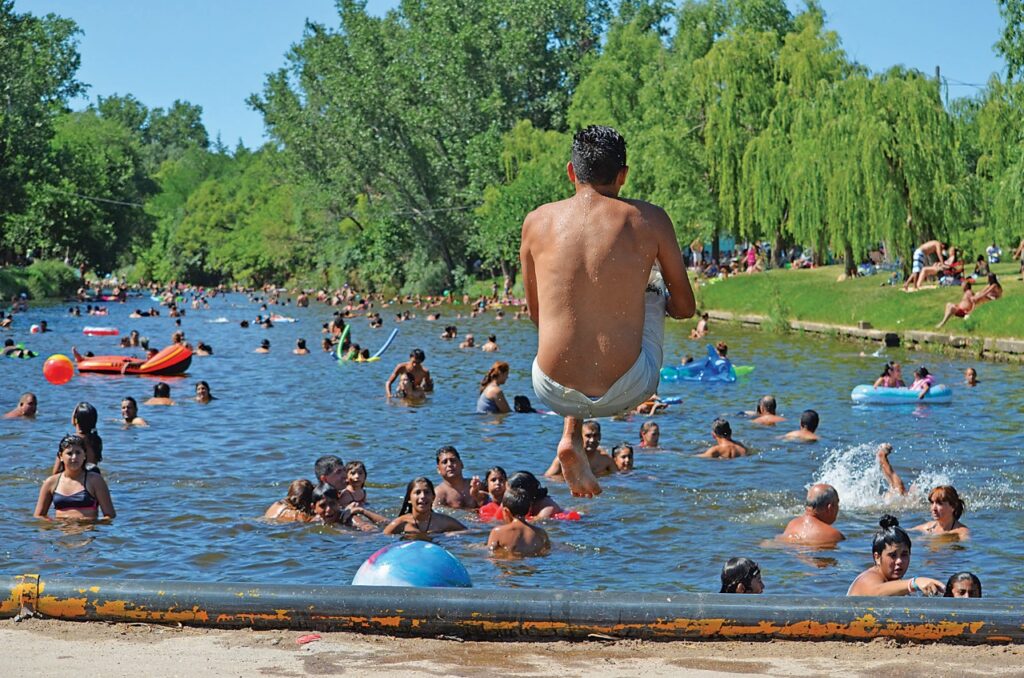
3,575,1020,643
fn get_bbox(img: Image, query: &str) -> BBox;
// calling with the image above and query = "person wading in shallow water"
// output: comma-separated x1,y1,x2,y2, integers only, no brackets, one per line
521,125,694,497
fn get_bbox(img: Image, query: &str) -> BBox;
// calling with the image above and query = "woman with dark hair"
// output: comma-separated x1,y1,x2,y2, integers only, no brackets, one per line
476,361,511,414
53,402,104,474
847,515,944,596
720,557,763,593
873,362,906,388
35,434,115,521
195,381,214,403
944,572,982,598
382,477,465,536
507,471,561,520
971,273,1002,309
913,486,970,539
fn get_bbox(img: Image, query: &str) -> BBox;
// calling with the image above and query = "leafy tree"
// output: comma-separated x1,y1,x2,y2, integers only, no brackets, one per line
472,121,569,285
250,0,604,290
0,0,84,261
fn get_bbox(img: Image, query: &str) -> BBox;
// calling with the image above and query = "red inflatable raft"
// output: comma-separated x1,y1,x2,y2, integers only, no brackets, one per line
74,344,192,376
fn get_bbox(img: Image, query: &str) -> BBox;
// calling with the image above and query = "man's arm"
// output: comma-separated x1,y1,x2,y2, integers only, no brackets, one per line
520,213,539,326
384,365,402,397
652,210,695,320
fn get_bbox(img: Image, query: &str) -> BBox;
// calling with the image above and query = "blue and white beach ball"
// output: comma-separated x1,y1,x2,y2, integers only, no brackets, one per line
352,541,472,588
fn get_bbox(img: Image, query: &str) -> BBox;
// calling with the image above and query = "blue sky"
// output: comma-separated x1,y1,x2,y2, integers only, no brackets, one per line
15,0,1008,149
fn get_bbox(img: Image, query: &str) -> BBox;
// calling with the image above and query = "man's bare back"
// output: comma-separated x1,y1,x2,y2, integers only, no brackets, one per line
522,192,692,395
520,125,693,498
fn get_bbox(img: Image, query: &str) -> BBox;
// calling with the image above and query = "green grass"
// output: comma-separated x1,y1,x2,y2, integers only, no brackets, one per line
694,263,1024,339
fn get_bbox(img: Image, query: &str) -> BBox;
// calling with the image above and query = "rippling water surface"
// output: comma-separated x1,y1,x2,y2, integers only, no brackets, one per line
3,293,1022,595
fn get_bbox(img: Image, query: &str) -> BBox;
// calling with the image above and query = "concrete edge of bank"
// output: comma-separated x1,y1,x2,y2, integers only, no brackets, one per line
1,575,1021,644
702,311,1024,362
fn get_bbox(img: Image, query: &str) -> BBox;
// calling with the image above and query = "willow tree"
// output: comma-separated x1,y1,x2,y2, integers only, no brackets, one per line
871,68,968,259
691,26,781,258
472,121,568,287
740,6,848,266
975,77,1024,244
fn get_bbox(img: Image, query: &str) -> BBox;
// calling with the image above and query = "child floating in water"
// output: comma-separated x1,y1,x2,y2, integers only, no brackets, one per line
487,485,550,557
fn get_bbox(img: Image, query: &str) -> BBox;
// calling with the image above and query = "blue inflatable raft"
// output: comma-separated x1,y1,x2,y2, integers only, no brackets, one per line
850,384,953,404
660,345,753,383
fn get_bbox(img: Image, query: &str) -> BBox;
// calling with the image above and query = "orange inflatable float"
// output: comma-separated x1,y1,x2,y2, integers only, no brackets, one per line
73,344,192,376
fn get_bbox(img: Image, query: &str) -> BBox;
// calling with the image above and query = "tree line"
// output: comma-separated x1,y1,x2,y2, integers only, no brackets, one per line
2,0,1023,292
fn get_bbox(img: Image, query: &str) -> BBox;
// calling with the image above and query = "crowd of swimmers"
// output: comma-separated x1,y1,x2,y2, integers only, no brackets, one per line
2,278,991,594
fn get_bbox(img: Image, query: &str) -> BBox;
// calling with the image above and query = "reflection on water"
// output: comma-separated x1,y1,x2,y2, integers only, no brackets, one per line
2,293,1022,595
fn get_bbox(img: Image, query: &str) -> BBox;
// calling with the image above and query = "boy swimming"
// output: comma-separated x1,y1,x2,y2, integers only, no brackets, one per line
486,485,551,557
520,125,694,496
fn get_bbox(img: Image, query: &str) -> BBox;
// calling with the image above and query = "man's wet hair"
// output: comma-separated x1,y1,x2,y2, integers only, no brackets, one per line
800,409,819,432
436,445,461,464
315,454,344,480
806,484,838,509
582,419,601,435
410,348,426,361
571,125,627,185
758,395,777,414
712,418,731,438
501,485,533,519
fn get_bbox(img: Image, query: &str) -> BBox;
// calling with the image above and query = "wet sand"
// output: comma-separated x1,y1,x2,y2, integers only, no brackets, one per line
4,619,1022,677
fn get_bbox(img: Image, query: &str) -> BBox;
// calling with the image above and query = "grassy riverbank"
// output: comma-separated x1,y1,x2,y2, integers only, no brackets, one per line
694,263,1024,339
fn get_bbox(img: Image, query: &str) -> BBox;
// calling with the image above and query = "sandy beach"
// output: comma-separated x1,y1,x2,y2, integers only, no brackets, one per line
3,618,1022,677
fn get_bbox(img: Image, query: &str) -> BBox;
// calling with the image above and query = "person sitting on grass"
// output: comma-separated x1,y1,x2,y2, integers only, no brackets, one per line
782,409,819,442
697,418,748,459
486,484,551,557
936,280,975,328
970,273,1002,310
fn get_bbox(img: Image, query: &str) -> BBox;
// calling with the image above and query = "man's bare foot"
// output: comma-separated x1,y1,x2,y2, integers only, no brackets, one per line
556,437,601,498
876,443,893,460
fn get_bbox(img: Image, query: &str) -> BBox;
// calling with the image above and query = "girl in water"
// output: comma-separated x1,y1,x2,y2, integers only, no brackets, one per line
310,484,342,524
944,572,982,598
913,486,970,539
476,361,511,414
264,479,314,522
909,366,934,399
720,557,763,593
35,434,116,521
873,362,906,388
382,477,466,535
338,461,387,529
395,373,425,402
847,515,944,596
53,402,103,474
478,466,508,521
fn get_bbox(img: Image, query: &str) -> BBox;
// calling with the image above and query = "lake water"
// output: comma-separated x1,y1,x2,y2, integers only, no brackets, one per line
2,293,1021,596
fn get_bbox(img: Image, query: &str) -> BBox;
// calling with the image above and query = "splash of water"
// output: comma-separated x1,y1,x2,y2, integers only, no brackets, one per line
810,443,952,512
